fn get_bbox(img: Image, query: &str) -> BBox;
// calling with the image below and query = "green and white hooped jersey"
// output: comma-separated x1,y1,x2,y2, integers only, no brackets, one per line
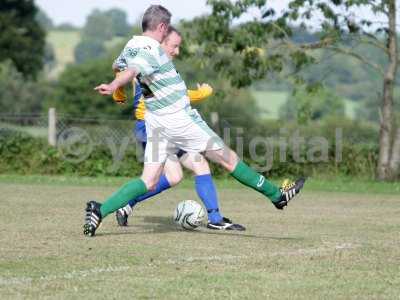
114,35,190,115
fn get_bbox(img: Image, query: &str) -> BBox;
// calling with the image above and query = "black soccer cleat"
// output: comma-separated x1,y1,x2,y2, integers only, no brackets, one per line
83,201,102,237
207,217,246,231
115,208,129,227
273,177,306,210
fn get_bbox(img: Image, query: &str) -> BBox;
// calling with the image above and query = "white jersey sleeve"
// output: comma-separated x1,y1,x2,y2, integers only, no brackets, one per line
124,47,158,76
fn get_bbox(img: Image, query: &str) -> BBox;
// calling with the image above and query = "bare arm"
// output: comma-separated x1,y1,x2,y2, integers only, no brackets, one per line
94,68,138,95
112,62,121,72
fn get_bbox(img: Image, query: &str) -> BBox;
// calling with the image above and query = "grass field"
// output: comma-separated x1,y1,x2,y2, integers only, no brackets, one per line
251,90,287,120
251,90,360,120
0,176,399,299
46,30,81,78
46,30,125,79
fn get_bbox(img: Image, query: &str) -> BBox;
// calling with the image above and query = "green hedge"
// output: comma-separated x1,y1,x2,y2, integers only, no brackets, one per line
0,130,143,177
0,128,378,179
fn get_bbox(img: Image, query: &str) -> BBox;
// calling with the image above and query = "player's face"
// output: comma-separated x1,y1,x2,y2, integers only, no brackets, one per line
162,32,182,60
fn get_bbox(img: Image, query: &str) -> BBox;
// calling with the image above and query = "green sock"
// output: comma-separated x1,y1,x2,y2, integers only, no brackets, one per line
230,160,281,202
100,179,147,218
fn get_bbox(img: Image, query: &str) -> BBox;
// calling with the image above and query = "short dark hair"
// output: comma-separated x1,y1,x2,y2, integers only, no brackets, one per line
142,5,171,32
166,25,181,37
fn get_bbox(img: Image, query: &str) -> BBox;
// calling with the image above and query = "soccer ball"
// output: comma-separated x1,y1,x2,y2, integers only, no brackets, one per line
173,200,205,230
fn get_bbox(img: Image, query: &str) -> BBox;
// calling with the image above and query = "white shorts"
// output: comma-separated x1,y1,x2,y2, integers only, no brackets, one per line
144,107,224,164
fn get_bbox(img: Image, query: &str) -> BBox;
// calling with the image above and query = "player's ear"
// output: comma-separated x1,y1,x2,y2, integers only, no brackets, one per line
159,22,168,33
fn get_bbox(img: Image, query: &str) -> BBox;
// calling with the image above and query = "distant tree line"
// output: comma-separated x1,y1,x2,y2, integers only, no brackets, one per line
74,8,133,64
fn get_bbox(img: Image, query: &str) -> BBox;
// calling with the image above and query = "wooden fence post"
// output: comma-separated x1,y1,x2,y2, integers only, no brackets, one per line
48,108,57,146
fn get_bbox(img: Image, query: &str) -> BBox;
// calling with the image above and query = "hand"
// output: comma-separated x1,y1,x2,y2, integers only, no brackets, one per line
94,83,115,95
197,83,213,93
197,83,212,90
114,100,126,106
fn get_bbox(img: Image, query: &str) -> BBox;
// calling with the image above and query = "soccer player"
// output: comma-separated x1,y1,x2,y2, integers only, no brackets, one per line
84,5,305,237
113,26,244,230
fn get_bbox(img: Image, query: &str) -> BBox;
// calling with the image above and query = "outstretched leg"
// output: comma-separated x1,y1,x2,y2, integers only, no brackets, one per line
180,152,245,230
84,162,163,237
206,147,305,208
116,157,182,226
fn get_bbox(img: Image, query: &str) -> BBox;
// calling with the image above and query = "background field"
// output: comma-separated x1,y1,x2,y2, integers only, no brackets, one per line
252,90,360,120
46,30,125,79
46,30,80,78
0,176,399,299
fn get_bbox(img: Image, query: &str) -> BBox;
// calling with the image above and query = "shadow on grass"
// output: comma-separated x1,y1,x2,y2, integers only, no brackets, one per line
98,216,304,241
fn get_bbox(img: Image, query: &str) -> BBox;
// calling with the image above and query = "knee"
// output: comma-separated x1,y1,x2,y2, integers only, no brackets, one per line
193,158,211,175
141,177,158,191
225,153,239,172
165,169,183,186
208,148,238,172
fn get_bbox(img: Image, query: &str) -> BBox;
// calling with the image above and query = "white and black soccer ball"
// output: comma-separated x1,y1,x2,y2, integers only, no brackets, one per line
173,200,205,230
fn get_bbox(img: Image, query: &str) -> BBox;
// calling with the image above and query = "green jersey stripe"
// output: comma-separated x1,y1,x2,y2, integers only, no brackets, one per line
150,75,183,89
146,90,187,111
136,51,158,67
159,61,175,74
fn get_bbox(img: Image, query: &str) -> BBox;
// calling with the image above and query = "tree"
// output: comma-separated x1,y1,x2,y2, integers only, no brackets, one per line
280,87,345,123
184,0,400,180
74,8,131,63
43,42,56,70
56,22,78,31
0,61,50,113
52,55,132,117
35,9,53,30
106,8,131,37
356,92,400,123
0,0,45,78
74,39,106,64
82,8,130,40
175,55,261,134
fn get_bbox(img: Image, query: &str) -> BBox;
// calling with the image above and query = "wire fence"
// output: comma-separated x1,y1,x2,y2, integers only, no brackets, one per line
0,112,137,146
0,109,236,149
0,110,381,177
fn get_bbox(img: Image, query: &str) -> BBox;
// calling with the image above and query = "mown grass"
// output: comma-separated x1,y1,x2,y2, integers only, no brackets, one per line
0,174,398,194
0,177,399,299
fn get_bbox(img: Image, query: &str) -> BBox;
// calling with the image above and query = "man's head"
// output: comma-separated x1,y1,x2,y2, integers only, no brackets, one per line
142,5,171,42
161,26,182,59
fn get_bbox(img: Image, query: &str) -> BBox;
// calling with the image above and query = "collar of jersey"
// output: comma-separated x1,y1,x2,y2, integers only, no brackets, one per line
132,35,161,48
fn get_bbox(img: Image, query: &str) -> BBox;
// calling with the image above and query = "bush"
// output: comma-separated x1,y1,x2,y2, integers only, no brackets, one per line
51,56,132,117
0,61,52,114
0,124,379,179
0,132,143,177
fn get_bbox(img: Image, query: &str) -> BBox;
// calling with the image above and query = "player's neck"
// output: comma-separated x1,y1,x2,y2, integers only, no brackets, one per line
143,31,162,43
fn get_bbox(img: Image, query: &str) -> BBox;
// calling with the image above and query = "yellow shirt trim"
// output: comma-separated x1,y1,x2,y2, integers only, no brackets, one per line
112,71,213,120
135,97,146,120
135,86,212,120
